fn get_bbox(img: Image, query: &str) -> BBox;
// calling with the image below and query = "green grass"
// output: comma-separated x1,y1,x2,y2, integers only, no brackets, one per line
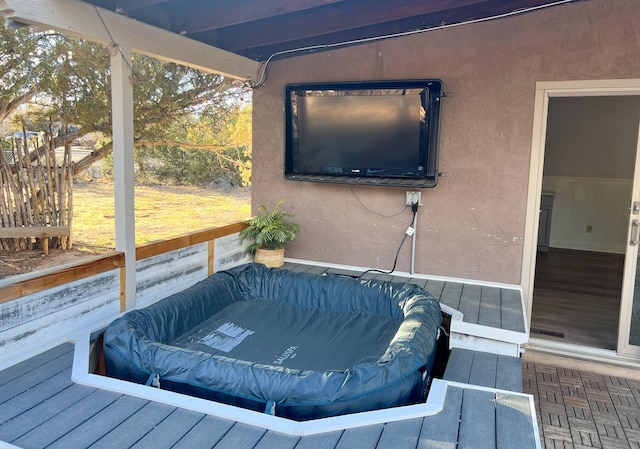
72,181,251,250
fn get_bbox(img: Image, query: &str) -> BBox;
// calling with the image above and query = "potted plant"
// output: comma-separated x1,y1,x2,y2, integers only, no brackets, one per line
239,200,300,267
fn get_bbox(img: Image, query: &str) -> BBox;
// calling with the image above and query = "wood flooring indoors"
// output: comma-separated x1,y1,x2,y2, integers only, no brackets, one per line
531,248,624,350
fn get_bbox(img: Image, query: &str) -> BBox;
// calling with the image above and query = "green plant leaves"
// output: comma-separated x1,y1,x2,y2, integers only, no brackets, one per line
239,200,300,252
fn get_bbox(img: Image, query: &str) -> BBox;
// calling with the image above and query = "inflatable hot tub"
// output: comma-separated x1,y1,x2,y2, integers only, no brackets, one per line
103,263,442,420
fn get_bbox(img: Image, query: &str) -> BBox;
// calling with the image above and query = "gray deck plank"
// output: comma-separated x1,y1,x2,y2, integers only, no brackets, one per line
457,284,482,325
478,286,502,328
212,422,267,449
130,408,206,449
0,348,74,404
496,394,537,449
0,367,73,424
47,395,149,449
417,387,463,449
89,401,179,449
376,418,423,449
496,355,523,393
0,343,73,385
0,383,95,443
282,263,310,273
458,389,496,449
423,280,445,300
166,415,235,449
438,282,463,310
443,348,474,384
406,277,428,289
334,425,385,449
12,389,121,449
444,349,523,392
293,431,344,449
254,430,301,449
305,265,329,275
500,289,526,332
468,351,498,389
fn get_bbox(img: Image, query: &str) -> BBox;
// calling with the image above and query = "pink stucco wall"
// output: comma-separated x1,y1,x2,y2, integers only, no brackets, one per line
251,0,640,284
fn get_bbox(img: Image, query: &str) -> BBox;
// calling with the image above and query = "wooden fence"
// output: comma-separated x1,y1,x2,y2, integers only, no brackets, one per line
0,129,72,252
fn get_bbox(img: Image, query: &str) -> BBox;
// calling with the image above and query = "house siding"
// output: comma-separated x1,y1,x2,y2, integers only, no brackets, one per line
251,0,640,284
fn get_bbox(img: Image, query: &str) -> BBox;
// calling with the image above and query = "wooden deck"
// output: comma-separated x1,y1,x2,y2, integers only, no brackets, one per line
0,343,538,449
0,262,540,449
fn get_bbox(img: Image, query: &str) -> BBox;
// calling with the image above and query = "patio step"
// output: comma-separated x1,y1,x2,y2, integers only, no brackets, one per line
443,348,523,392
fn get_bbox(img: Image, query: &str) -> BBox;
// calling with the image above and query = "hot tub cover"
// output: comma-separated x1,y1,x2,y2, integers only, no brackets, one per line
104,263,442,419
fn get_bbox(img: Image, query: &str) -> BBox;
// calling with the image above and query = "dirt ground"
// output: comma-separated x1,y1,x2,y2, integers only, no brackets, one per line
0,248,98,280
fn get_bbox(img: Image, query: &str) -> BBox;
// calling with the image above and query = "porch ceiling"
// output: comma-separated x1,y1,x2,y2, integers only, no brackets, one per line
79,0,574,62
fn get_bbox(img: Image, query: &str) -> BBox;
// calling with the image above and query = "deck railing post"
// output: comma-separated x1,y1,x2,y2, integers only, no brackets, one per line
111,44,137,312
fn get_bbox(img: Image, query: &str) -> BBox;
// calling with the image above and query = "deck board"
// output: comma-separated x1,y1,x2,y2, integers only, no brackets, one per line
334,425,385,449
90,401,181,449
376,418,423,449
12,389,121,448
211,423,267,449
0,342,539,449
0,383,95,443
458,284,482,324
0,348,73,404
496,394,538,448
253,431,300,449
458,389,496,449
467,351,498,389
478,286,502,329
500,289,526,332
416,387,463,449
171,415,235,449
0,368,73,422
291,431,344,449
130,408,205,449
443,348,523,393
46,395,149,449
0,343,72,384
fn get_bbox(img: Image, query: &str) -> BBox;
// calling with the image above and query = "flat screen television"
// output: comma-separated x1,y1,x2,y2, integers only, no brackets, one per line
284,79,443,187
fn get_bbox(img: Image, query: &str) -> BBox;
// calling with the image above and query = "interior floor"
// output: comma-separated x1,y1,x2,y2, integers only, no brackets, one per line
531,248,624,350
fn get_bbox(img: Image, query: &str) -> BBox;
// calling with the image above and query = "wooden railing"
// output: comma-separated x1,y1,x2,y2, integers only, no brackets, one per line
0,221,247,304
0,252,125,304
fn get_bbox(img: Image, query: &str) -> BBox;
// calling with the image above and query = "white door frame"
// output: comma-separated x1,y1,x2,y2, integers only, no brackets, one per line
522,79,640,356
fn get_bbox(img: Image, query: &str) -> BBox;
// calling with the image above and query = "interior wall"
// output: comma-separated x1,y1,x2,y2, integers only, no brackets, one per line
251,0,640,284
543,96,640,253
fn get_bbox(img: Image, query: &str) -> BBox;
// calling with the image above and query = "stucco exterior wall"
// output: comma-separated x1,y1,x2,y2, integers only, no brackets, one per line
251,0,640,284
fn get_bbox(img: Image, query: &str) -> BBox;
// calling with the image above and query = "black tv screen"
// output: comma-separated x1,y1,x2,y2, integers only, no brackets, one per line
285,80,442,187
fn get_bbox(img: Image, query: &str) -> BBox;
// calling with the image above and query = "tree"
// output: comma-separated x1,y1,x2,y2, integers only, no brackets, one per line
0,20,44,124
0,18,252,252
1,16,251,182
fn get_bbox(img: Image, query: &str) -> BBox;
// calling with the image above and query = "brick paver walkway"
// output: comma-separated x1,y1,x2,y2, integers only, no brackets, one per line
523,361,640,448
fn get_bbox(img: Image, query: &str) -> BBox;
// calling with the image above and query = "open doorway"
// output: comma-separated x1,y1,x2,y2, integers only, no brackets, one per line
531,95,640,350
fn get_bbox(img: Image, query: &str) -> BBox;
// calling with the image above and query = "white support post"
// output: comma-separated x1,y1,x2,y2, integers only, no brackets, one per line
111,45,136,311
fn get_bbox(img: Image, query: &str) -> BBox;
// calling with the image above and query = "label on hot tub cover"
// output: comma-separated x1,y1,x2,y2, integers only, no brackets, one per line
198,322,254,353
